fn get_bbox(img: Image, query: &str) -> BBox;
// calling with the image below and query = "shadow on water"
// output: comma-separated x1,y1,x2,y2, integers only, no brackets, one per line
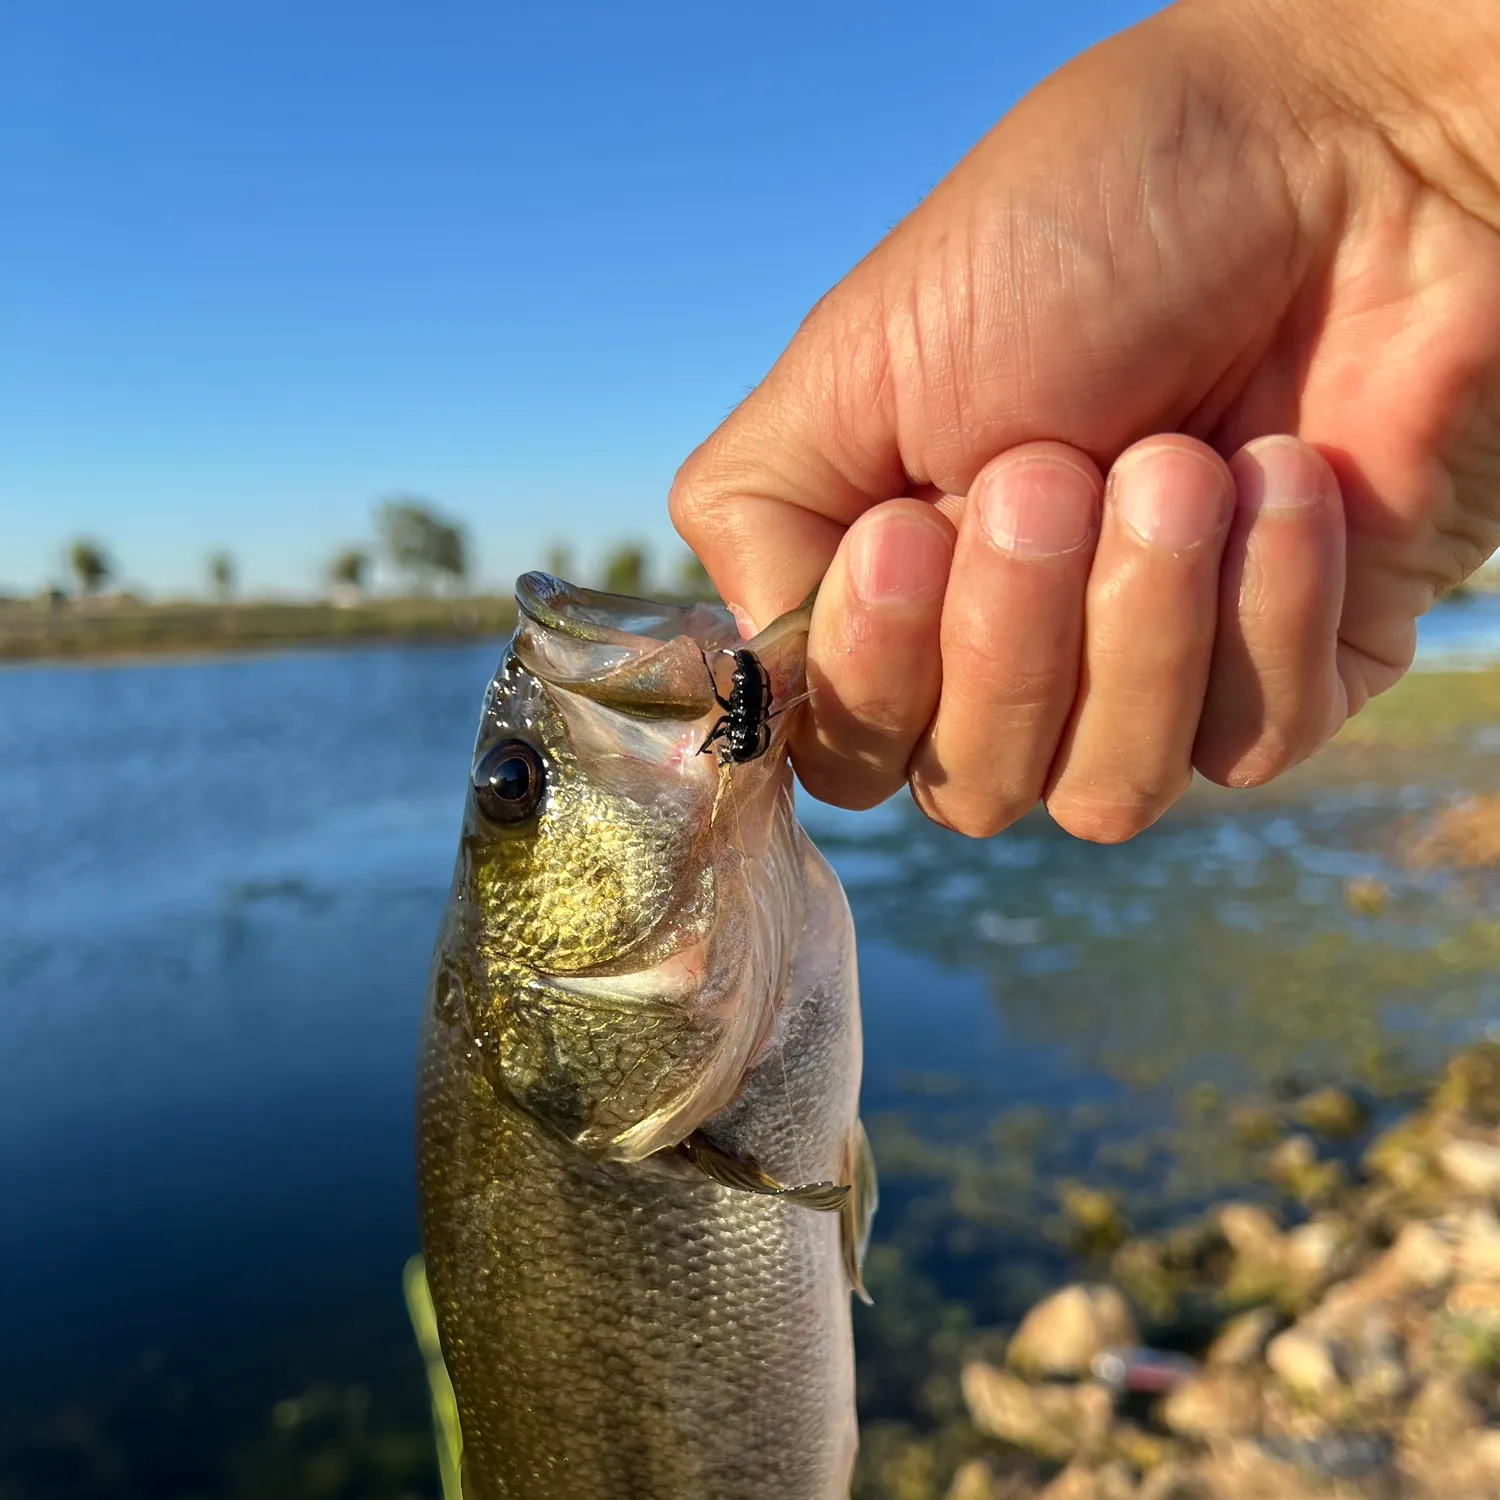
2,607,1499,1497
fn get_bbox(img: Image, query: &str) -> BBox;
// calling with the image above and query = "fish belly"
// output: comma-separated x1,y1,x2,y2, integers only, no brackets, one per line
416,1010,857,1500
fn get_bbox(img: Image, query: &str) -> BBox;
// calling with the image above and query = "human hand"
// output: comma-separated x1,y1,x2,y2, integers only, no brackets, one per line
670,0,1500,840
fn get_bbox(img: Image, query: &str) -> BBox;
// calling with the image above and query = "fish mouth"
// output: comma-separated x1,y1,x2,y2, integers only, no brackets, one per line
513,572,739,721
517,572,739,651
512,572,812,724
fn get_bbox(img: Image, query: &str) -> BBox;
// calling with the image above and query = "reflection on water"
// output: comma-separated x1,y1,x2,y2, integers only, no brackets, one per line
2,603,1498,1498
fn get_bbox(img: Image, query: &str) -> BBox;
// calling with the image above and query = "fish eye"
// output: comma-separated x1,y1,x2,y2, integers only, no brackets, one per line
472,739,546,825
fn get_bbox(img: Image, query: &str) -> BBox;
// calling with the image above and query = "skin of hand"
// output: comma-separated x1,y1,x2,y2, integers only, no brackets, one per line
669,0,1500,841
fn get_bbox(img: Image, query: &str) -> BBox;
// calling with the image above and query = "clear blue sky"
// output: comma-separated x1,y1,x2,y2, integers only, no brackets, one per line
0,0,1156,597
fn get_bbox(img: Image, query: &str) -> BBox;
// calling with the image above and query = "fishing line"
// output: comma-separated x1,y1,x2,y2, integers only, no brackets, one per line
727,726,810,1190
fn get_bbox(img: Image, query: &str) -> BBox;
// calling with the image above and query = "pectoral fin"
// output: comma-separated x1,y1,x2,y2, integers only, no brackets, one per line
840,1120,879,1305
677,1131,850,1212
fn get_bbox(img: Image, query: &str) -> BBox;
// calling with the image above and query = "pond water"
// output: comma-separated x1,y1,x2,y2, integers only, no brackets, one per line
1412,587,1500,666
2,602,1499,1499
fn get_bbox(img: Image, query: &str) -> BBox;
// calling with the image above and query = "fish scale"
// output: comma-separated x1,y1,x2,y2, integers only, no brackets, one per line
415,575,874,1499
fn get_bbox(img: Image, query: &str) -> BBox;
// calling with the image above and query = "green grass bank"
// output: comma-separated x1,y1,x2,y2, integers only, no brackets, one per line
0,595,521,663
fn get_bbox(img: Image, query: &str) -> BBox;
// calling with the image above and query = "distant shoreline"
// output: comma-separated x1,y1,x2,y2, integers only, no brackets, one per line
0,632,521,675
0,595,523,666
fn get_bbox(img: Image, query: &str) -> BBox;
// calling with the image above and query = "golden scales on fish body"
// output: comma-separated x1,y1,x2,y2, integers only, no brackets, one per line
411,572,877,1500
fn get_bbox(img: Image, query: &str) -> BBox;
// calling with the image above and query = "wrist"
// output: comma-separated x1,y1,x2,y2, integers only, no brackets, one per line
1182,0,1500,231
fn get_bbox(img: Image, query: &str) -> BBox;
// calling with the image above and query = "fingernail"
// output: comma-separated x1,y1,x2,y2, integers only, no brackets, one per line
1233,436,1331,518
848,511,949,606
727,602,757,639
1113,447,1232,550
976,458,1098,558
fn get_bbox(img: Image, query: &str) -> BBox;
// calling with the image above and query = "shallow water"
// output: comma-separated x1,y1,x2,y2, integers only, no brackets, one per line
1,607,1497,1498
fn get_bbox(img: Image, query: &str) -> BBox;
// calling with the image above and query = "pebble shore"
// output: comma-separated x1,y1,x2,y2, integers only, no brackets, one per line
934,1044,1500,1500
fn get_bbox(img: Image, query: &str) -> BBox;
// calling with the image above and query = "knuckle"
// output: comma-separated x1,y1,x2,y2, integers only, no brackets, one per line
844,688,922,741
794,754,899,813
666,458,712,539
1046,784,1180,845
1049,805,1149,845
942,625,1044,699
1223,726,1317,788
939,654,1060,738
803,686,922,764
908,777,1032,841
1196,705,1332,790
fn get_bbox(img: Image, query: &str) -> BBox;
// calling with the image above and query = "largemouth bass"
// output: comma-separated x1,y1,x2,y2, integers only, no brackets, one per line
415,573,876,1500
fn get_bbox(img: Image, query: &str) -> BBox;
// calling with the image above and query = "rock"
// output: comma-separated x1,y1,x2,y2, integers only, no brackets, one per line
1159,1215,1224,1271
1455,1206,1500,1280
1438,1137,1500,1197
1440,1280,1500,1373
944,1459,1005,1500
1108,1423,1174,1473
1136,1464,1213,1500
1266,1328,1341,1396
1006,1284,1138,1381
1282,1219,1344,1285
1383,1217,1455,1291
1292,1087,1367,1139
1266,1133,1346,1205
869,1432,943,1500
1447,1278,1500,1325
1158,1369,1262,1441
1229,1101,1282,1148
1251,1430,1395,1482
1036,1465,1139,1500
1090,1463,1138,1500
1207,1307,1279,1368
1312,1218,1452,1319
1060,1183,1129,1253
1217,1203,1281,1257
1267,1132,1315,1176
961,1360,1113,1463
1286,1281,1415,1406
1354,1346,1410,1403
1216,1203,1339,1311
1037,1466,1102,1500
1402,1373,1483,1450
1109,1239,1180,1325
1364,1118,1436,1193
1434,1042,1500,1125
1475,1428,1500,1472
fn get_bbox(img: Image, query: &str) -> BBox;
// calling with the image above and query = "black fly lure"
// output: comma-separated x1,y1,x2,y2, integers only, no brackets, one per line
698,648,774,765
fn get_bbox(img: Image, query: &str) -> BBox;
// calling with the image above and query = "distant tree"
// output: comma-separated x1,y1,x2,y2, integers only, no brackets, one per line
600,543,648,597
328,547,370,593
67,538,114,595
207,550,236,600
674,552,718,603
542,542,574,581
376,496,469,592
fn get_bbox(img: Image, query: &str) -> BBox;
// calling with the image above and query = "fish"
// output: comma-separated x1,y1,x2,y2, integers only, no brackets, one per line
415,572,877,1500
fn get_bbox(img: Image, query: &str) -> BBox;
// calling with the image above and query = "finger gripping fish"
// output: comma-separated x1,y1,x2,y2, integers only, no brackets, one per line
415,573,876,1500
